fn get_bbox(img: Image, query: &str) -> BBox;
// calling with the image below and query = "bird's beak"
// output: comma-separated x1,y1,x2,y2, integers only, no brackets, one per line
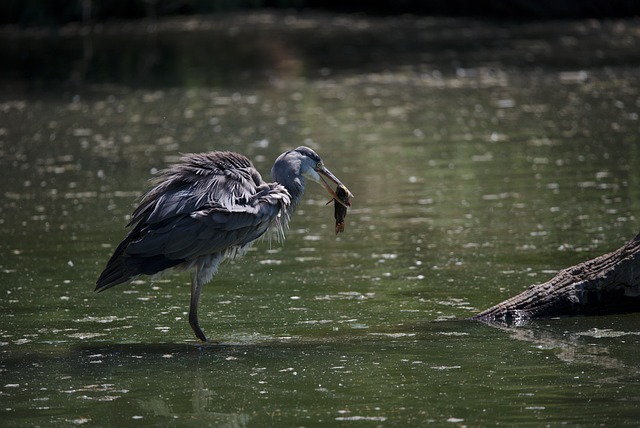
314,165,353,207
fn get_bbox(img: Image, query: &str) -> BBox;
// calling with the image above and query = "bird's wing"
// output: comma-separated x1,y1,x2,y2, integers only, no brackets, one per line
126,183,290,261
129,151,264,227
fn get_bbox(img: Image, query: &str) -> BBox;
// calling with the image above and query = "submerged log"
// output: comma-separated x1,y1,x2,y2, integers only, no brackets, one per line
473,232,640,325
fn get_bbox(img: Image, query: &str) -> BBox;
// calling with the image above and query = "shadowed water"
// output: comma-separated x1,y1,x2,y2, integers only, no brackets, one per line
1,13,640,426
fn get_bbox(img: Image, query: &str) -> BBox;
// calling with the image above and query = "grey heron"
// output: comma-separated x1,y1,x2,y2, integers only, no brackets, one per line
96,146,351,342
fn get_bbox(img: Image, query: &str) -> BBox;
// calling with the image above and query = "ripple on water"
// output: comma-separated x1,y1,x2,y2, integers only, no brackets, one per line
315,291,375,301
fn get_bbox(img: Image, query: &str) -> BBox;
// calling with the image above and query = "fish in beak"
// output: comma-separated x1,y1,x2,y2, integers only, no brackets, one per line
331,184,350,234
314,164,353,208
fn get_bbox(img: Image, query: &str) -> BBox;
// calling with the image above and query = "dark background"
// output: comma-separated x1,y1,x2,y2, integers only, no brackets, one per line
2,0,640,27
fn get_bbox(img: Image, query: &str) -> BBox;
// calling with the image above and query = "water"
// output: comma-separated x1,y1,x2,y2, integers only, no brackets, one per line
1,13,640,426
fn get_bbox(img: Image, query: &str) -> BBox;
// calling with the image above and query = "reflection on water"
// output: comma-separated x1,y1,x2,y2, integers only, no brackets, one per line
501,317,640,380
3,320,640,426
1,12,640,427
4,14,640,91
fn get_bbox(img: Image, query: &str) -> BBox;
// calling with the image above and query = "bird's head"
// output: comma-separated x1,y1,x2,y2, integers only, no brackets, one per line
272,146,353,207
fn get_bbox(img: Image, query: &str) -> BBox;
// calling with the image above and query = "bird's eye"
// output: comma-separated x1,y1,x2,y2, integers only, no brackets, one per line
316,161,324,169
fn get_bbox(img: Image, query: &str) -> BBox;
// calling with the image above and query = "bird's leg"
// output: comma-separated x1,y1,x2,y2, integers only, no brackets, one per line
189,268,208,342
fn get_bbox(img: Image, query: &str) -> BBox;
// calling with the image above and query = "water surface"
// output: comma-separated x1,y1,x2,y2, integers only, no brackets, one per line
1,13,639,426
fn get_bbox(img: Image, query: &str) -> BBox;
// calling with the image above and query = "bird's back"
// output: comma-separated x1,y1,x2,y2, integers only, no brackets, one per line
96,151,291,292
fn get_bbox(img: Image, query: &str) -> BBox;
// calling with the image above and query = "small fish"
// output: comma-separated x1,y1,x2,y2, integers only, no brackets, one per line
328,184,351,234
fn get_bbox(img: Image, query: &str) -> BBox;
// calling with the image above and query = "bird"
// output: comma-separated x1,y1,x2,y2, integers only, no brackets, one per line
95,146,351,342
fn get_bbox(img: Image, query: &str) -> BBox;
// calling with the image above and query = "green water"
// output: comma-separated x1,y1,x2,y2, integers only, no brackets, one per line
1,13,640,426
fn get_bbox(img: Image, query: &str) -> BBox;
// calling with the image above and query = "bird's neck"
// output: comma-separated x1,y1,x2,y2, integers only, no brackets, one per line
272,172,305,215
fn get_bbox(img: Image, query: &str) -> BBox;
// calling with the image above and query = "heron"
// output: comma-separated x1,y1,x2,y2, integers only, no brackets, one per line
96,146,351,342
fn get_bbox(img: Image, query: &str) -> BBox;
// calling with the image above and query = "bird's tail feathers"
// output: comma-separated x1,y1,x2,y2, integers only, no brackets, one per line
95,253,136,292
95,230,138,292
96,234,184,293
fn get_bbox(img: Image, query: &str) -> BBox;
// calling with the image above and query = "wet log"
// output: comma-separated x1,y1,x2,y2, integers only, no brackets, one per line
473,232,640,325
